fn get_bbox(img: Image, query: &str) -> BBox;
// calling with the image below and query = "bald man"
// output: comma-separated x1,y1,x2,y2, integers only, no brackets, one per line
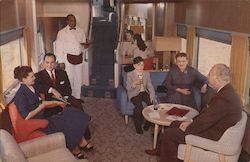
145,64,242,162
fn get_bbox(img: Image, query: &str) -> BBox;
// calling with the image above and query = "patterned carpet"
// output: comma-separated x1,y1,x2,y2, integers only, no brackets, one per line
82,97,159,162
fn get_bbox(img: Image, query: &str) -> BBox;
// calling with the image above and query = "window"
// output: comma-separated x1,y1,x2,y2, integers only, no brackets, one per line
197,37,231,76
0,39,23,92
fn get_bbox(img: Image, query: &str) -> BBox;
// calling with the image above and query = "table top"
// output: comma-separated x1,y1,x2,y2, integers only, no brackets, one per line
142,103,199,126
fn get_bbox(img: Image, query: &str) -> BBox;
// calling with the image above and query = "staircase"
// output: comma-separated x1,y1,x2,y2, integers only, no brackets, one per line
81,12,117,98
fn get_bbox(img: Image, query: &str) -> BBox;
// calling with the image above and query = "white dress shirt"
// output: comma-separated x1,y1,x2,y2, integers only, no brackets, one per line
55,25,86,63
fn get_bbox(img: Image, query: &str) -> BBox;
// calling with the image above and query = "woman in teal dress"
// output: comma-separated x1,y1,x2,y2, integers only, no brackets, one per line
13,66,91,158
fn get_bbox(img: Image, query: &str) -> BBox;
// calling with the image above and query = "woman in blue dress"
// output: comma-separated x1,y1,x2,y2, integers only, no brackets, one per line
161,52,207,109
13,66,91,159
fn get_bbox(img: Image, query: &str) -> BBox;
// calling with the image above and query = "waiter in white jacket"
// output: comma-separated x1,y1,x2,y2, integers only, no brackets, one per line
55,14,89,99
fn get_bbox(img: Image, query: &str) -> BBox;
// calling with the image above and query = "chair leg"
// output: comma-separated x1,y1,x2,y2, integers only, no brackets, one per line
184,144,192,162
125,115,128,125
218,153,226,162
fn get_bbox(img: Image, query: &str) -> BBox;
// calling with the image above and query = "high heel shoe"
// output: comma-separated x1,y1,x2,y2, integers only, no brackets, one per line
73,150,85,159
80,143,94,152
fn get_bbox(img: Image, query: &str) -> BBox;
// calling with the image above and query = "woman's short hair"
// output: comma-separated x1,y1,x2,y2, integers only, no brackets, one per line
175,52,188,59
133,56,144,64
14,66,33,81
133,34,147,51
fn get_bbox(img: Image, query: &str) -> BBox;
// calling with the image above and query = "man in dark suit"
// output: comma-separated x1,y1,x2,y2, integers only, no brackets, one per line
145,64,242,162
35,53,91,139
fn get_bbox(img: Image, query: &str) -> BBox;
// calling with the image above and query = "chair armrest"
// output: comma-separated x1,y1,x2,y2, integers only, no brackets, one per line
185,134,221,153
18,119,48,134
119,86,130,113
19,132,66,158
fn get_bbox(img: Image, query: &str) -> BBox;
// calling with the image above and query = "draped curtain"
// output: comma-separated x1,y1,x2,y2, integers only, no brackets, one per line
186,26,196,66
230,35,249,105
0,54,5,105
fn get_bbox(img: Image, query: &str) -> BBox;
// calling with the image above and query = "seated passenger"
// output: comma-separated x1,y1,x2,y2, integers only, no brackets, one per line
161,52,207,109
126,56,155,134
145,64,242,162
124,34,151,72
34,53,85,112
124,29,137,57
34,53,91,139
129,33,149,59
13,66,93,159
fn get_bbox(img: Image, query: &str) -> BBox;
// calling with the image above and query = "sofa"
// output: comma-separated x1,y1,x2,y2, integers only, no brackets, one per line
116,70,203,124
0,129,88,162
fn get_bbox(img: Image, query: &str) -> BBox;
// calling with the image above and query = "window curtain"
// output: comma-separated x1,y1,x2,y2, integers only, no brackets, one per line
23,27,31,66
230,35,249,105
0,54,5,105
186,26,196,66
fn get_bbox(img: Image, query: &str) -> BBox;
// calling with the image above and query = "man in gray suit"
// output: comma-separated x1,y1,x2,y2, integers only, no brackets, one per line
126,56,155,134
145,64,242,162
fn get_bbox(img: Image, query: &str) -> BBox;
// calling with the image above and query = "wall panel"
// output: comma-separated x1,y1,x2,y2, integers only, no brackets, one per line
175,0,250,34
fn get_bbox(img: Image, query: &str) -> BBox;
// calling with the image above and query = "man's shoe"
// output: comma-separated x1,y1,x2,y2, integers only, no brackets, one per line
145,149,160,156
143,124,150,131
136,127,143,134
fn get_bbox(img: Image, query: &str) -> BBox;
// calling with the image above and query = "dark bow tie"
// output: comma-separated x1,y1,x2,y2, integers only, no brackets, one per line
69,27,76,30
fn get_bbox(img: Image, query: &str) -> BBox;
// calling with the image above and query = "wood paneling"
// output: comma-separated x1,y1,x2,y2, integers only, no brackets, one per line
155,3,165,36
175,0,250,34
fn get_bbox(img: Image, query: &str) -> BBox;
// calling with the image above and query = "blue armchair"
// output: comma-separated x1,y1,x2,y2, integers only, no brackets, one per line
116,71,168,124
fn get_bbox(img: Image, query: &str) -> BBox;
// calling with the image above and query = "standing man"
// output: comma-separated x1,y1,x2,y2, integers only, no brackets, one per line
55,14,89,99
145,64,242,162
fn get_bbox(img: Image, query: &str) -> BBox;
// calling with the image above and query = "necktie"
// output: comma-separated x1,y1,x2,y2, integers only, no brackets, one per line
70,27,76,30
51,70,56,87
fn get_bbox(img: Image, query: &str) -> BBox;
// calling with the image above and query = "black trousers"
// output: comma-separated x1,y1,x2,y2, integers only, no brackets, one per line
131,91,151,130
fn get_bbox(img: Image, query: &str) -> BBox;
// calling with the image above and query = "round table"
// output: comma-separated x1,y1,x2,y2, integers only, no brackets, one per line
142,103,199,149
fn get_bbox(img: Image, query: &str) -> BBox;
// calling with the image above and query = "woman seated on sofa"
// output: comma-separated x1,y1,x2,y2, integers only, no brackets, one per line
161,52,207,109
13,66,93,159
126,56,155,134
128,33,150,59
124,34,153,72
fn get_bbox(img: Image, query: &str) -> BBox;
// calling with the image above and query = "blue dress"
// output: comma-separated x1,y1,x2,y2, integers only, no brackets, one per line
14,84,90,150
161,64,207,109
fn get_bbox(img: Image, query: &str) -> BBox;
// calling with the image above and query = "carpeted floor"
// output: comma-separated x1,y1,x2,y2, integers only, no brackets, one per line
82,97,159,162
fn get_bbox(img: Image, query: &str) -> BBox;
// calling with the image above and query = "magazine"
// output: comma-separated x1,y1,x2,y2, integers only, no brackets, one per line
166,107,189,117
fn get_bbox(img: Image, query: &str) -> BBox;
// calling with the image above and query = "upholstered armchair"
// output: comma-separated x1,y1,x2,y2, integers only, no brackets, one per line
177,111,247,162
0,129,88,162
8,102,47,143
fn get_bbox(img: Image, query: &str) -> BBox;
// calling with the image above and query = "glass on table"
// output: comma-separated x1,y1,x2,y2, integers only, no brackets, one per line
153,97,159,110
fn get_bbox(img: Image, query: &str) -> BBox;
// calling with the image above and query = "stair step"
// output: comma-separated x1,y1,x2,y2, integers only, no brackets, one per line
90,76,114,86
81,85,116,98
